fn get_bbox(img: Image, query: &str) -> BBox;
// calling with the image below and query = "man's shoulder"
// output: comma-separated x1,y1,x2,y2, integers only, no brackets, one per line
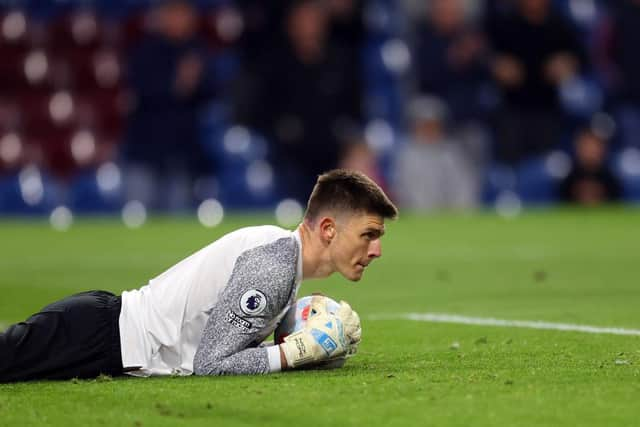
239,224,291,234
222,225,298,263
228,225,294,243
231,227,299,278
199,225,296,266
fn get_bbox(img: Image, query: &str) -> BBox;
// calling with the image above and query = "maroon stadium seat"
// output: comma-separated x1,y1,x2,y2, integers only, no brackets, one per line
0,9,139,181
19,91,78,137
0,50,31,94
24,126,75,178
0,10,31,54
54,49,123,92
119,12,153,50
48,10,104,54
0,48,62,95
0,131,24,173
0,129,45,174
76,89,129,135
0,98,21,133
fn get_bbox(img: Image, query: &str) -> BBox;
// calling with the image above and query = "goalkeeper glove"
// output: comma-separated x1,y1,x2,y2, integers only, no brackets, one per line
307,298,361,353
336,300,361,355
280,312,348,368
295,302,362,369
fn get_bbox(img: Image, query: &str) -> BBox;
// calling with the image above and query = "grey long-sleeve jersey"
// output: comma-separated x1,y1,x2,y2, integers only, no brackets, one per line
118,226,302,376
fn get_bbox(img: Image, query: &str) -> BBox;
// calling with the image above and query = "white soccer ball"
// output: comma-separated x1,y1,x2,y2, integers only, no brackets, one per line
274,294,341,343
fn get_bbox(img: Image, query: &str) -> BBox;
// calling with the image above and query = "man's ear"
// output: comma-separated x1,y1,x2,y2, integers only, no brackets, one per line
318,216,336,245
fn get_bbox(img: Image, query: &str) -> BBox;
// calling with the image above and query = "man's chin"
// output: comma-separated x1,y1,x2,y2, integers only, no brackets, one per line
348,271,364,282
339,266,364,282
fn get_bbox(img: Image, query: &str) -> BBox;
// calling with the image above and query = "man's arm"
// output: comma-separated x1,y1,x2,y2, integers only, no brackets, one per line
193,239,297,375
193,285,290,375
280,347,289,370
194,283,358,375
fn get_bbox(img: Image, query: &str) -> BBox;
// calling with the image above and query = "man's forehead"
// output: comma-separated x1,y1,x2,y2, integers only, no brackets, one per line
320,210,385,229
348,212,385,230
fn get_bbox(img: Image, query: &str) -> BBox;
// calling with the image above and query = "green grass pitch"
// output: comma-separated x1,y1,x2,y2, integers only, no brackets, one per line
0,208,639,427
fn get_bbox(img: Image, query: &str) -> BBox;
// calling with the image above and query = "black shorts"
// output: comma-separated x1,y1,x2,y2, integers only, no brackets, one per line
0,290,124,382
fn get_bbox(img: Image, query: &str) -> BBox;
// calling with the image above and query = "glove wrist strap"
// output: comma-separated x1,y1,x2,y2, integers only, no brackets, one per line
281,331,316,368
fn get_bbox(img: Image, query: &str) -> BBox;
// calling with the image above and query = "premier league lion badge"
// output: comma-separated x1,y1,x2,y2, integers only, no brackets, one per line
239,289,267,315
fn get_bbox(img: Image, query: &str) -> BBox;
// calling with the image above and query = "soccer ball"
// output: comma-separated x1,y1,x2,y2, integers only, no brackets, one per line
274,294,341,344
274,294,347,369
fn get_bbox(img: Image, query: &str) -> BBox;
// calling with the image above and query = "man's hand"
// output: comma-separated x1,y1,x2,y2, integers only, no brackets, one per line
280,312,349,368
336,301,361,356
279,300,362,369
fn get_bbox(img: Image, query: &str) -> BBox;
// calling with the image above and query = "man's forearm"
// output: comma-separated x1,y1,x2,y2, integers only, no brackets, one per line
279,345,289,370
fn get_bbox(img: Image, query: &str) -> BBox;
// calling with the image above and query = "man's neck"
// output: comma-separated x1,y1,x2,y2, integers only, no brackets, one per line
297,222,334,280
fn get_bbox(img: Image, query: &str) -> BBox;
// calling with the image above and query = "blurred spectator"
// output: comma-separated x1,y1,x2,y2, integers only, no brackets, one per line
235,0,362,202
123,0,215,212
338,138,387,192
486,0,587,163
411,0,487,122
596,0,640,149
236,0,287,63
392,96,480,210
560,127,621,205
327,0,365,55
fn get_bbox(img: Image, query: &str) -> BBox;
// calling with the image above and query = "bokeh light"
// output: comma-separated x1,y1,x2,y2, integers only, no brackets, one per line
197,199,224,228
49,206,73,231
275,199,303,227
495,191,522,219
122,200,147,229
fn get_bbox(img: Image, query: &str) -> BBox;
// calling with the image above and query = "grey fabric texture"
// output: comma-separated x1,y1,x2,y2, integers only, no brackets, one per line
193,237,298,375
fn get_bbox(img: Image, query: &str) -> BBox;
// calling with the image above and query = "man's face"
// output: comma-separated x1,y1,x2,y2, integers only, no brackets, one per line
161,2,197,41
329,212,386,281
576,133,605,170
519,0,550,19
287,1,329,49
431,0,464,33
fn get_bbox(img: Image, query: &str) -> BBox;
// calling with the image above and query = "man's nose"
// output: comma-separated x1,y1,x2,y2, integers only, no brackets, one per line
368,239,382,259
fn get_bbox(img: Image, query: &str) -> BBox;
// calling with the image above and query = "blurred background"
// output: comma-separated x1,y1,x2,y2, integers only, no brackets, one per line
0,0,639,224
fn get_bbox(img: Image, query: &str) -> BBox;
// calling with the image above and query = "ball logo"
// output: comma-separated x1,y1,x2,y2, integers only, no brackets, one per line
240,290,267,315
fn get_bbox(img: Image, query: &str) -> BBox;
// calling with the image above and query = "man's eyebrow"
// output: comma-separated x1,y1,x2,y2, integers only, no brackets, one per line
364,227,385,237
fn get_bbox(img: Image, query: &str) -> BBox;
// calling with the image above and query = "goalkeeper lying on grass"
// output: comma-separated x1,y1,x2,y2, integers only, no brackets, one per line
0,169,398,382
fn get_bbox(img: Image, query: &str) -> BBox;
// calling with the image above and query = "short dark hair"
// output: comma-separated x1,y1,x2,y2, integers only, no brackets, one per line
304,169,398,222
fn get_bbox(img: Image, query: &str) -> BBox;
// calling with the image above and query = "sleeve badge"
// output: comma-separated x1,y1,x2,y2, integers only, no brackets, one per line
239,289,267,316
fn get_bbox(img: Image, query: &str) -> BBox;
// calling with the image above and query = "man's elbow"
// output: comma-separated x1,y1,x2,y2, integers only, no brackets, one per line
193,347,271,375
193,350,226,376
193,361,227,376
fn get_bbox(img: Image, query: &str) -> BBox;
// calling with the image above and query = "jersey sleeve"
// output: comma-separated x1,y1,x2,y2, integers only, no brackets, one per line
193,237,297,375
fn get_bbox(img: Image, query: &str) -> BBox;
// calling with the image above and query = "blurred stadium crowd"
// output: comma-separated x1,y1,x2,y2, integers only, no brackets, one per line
1,0,640,216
